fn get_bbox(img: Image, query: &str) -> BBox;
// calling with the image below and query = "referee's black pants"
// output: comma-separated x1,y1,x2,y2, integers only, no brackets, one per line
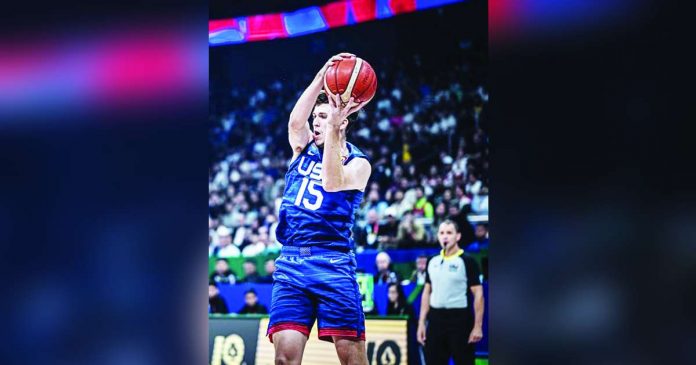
425,307,475,365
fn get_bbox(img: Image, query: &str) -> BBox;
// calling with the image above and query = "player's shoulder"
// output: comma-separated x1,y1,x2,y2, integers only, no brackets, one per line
344,142,371,169
290,141,315,164
346,142,369,160
345,155,371,170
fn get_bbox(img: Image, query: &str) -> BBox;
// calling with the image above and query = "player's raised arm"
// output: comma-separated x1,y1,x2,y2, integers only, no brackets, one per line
288,53,354,159
322,93,370,192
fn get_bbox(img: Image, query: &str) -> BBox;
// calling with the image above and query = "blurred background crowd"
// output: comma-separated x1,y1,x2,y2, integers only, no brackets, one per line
209,53,489,262
208,2,490,360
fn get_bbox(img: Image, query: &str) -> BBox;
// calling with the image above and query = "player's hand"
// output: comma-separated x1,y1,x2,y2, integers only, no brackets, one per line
315,52,355,81
417,322,427,345
327,94,366,127
468,326,483,343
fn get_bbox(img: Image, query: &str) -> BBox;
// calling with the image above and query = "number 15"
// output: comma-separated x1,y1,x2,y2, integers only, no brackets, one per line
294,177,323,211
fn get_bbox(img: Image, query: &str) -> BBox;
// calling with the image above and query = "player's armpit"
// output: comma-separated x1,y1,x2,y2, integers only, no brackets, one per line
340,158,371,191
288,120,311,158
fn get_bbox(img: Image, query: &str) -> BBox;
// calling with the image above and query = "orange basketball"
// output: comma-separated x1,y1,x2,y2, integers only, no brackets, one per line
324,56,377,104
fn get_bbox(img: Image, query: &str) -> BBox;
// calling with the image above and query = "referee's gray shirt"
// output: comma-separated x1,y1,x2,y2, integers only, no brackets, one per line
425,249,482,309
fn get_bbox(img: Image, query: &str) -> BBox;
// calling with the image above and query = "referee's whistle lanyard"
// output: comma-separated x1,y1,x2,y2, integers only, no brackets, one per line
440,248,463,265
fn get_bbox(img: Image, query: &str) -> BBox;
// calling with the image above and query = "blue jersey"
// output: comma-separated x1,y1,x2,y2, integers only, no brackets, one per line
275,141,368,250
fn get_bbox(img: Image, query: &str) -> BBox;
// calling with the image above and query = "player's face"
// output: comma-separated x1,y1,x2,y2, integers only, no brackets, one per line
312,103,347,146
437,223,461,250
311,104,331,146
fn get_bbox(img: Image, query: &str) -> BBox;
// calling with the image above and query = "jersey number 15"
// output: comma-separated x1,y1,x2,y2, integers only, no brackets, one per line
294,177,323,211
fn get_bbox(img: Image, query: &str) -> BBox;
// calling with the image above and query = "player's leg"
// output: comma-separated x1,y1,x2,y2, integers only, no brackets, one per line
267,255,317,364
334,338,368,365
272,330,308,365
311,252,368,363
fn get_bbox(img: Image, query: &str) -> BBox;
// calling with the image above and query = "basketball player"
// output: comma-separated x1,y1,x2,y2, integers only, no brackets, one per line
267,53,372,365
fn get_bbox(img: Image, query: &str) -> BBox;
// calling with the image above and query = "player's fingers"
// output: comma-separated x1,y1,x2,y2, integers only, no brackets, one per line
346,97,357,110
327,92,337,107
347,101,365,115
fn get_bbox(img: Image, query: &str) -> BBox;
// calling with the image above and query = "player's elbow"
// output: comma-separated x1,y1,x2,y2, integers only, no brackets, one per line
322,178,344,192
288,118,304,130
322,182,342,192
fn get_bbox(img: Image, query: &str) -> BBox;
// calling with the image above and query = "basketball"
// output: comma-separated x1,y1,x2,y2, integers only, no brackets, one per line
324,56,378,104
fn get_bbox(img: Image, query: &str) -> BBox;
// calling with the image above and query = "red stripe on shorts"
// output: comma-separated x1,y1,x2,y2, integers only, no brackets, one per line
267,322,311,343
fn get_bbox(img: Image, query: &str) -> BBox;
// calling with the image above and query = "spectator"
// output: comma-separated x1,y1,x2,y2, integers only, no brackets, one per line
357,209,381,247
397,211,426,246
210,258,237,285
360,189,388,218
209,54,490,252
209,283,229,314
240,260,262,283
262,228,282,254
432,202,449,236
452,149,469,179
386,190,409,219
386,283,413,317
242,227,268,257
237,289,269,314
465,223,490,253
377,207,400,249
465,173,482,197
213,226,240,258
412,186,434,219
471,186,489,215
409,255,429,285
260,258,276,283
374,251,399,285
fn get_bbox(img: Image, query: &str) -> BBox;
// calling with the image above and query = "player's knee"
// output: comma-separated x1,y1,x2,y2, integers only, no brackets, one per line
274,347,298,365
274,354,289,365
274,351,299,365
335,340,366,365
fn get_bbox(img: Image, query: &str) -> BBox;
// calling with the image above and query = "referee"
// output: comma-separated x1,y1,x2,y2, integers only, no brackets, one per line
417,220,484,365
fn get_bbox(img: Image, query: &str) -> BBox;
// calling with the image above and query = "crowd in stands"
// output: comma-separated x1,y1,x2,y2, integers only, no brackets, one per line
210,247,488,316
209,50,489,314
209,53,490,262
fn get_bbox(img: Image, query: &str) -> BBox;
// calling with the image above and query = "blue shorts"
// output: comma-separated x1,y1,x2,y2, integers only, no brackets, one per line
267,246,366,343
